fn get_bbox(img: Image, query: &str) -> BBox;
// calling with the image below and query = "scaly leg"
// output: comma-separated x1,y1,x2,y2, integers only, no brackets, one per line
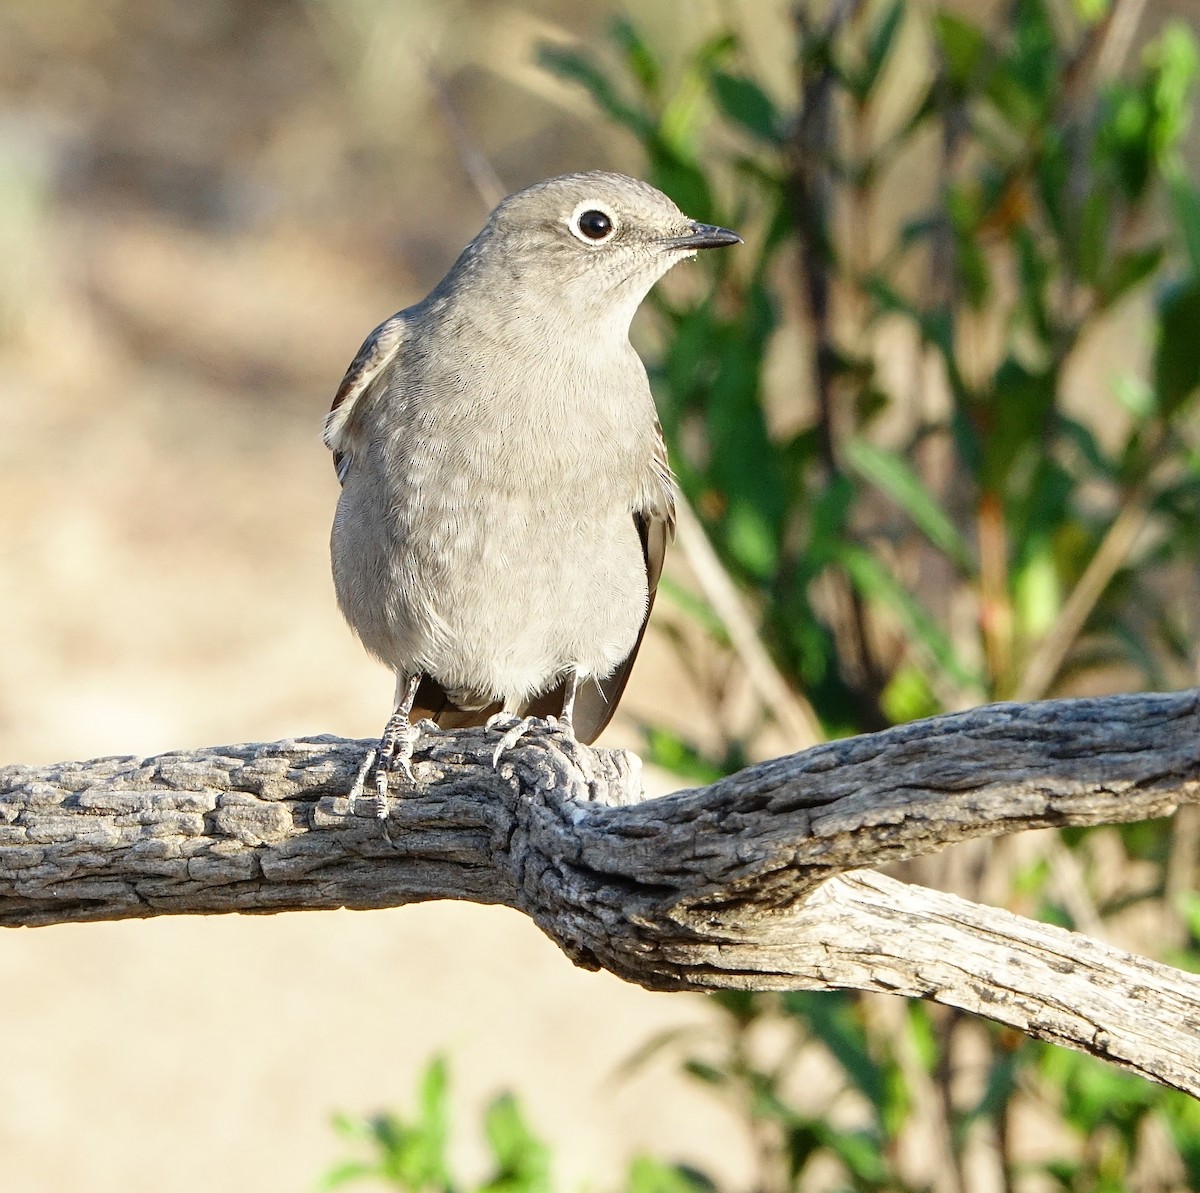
559,669,580,734
375,672,423,816
348,672,422,826
490,670,581,768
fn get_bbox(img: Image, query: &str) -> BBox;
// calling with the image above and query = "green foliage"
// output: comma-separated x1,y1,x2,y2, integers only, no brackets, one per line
544,4,1200,748
319,1058,557,1193
320,1060,710,1193
538,1,1200,1187
321,1058,456,1192
332,5,1200,1191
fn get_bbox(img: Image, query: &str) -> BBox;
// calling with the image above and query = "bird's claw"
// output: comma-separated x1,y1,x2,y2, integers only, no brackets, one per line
489,713,572,768
347,746,377,814
347,716,421,842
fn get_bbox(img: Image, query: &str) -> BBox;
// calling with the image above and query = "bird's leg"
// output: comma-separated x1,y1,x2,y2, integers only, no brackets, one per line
490,670,581,768
559,669,580,735
375,671,423,812
348,672,422,826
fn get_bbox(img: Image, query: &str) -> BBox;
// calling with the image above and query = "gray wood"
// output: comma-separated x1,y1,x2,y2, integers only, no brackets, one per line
3,690,1200,1093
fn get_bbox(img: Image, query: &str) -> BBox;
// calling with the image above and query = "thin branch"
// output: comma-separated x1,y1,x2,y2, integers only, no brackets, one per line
1013,495,1149,701
786,1,888,726
425,59,507,210
674,493,825,749
1094,0,1150,83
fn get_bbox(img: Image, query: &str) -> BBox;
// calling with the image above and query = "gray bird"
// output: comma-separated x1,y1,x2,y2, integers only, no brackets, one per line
325,171,740,810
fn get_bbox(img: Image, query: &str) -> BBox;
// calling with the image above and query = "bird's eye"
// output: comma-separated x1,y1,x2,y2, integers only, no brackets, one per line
578,210,612,239
569,205,617,244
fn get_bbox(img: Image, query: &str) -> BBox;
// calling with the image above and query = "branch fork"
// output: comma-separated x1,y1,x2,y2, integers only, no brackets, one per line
3,690,1199,1093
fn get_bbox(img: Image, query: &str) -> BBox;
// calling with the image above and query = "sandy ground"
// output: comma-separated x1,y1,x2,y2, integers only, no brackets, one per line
0,912,745,1192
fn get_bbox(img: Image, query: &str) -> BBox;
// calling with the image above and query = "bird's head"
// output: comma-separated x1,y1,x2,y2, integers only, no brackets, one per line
463,171,741,333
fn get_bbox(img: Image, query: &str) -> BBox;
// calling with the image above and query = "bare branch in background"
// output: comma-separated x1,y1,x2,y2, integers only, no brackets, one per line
675,494,825,749
425,59,507,211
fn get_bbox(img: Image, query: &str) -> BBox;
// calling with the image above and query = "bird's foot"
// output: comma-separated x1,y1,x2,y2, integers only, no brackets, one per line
374,712,419,819
347,746,378,812
347,714,420,841
487,712,573,768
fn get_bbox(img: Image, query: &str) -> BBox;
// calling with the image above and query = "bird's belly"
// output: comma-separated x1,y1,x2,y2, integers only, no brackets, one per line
408,499,648,704
332,379,657,707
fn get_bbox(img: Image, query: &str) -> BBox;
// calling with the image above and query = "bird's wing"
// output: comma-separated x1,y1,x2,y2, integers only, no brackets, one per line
410,676,502,730
324,312,407,484
568,420,676,744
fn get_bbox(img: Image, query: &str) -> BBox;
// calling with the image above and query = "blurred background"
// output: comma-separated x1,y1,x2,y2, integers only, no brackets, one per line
3,1,1200,1191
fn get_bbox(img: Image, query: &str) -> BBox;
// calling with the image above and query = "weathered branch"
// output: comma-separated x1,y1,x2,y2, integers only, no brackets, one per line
3,690,1200,1093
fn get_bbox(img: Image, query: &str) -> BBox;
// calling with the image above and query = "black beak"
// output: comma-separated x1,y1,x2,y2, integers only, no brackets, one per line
663,221,743,250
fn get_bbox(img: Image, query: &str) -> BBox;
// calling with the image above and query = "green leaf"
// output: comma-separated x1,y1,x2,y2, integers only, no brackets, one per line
648,149,715,225
881,664,941,723
329,1111,377,1143
947,186,992,308
747,1075,803,1127
710,989,762,1022
932,12,988,90
1145,22,1200,160
838,544,980,688
1177,890,1200,941
624,1157,714,1193
802,475,856,570
818,1126,889,1182
980,358,1057,490
998,0,1059,122
658,32,736,162
1008,459,1073,580
683,1059,727,1086
844,438,974,572
1168,170,1200,272
724,497,777,578
783,1122,822,1177
485,1096,542,1164
641,727,728,785
1015,221,1051,311
368,1058,451,1190
896,214,938,250
316,1159,379,1191
1040,1048,1160,1135
610,17,660,96
906,1001,938,1071
709,71,782,144
1154,276,1200,415
419,1055,449,1127
863,0,905,96
1098,84,1155,201
782,992,888,1121
657,576,728,643
1164,1089,1200,1186
480,1094,551,1193
1096,242,1164,309
1012,541,1061,638
1109,373,1156,421
537,44,654,140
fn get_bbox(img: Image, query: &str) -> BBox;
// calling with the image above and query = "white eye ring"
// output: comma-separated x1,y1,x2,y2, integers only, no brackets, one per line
567,200,618,245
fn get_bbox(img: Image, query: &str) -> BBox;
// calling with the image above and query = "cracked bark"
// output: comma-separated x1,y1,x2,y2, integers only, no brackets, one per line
3,690,1199,1094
